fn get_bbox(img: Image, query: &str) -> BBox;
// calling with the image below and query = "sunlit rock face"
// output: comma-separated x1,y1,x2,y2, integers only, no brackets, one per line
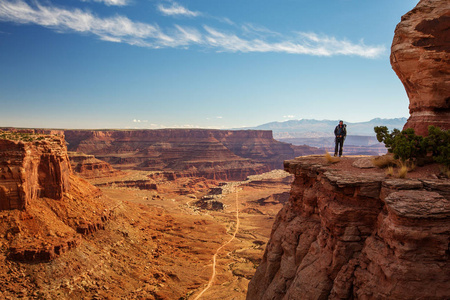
64,129,321,181
247,156,450,300
390,0,450,136
0,137,72,210
0,135,106,262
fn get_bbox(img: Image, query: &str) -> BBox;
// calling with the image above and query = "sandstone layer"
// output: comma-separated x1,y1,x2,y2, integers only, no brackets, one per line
0,136,72,210
63,129,320,181
0,134,106,262
247,156,450,300
68,152,122,179
391,0,450,135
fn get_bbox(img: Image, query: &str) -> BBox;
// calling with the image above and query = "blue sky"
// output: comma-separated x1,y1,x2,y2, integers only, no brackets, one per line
0,0,418,129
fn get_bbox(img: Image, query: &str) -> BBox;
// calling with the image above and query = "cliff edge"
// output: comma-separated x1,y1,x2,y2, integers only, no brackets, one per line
247,155,449,299
0,133,107,262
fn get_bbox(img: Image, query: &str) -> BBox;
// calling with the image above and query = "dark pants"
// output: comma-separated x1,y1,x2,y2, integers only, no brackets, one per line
335,137,344,156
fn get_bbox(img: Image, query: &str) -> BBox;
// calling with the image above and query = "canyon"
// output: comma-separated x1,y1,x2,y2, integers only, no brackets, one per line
0,0,449,299
0,130,296,299
63,129,320,181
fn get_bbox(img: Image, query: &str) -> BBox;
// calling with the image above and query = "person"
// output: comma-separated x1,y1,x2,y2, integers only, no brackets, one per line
334,120,347,157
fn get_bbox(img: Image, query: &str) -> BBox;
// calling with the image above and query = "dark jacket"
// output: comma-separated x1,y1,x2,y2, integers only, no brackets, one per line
334,124,347,140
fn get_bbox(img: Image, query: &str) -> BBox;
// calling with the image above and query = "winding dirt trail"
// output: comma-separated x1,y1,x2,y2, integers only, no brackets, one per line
193,188,240,300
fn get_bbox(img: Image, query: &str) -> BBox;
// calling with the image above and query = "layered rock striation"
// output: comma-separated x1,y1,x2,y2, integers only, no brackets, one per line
247,156,450,299
0,134,107,262
391,0,450,135
0,136,71,210
64,129,320,181
68,152,122,179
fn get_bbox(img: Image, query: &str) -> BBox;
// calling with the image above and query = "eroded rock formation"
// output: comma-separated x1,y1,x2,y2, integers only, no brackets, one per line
247,156,450,299
68,152,122,179
0,134,107,262
63,129,320,181
0,137,71,210
391,0,450,135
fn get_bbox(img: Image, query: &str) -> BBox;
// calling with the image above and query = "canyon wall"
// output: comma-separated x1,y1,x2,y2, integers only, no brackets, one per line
247,156,450,299
391,0,450,135
0,136,71,210
64,129,320,181
248,1,450,298
0,133,107,262
68,152,122,179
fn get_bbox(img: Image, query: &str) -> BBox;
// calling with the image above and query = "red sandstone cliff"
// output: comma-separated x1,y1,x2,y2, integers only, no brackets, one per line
0,133,107,262
391,0,450,135
68,152,122,179
247,156,450,299
0,136,72,210
248,2,450,297
63,129,319,181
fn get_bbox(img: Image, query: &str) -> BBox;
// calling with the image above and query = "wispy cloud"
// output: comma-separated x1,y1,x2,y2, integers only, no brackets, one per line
241,23,282,39
203,26,385,58
81,0,131,6
157,1,200,17
0,1,176,47
0,0,385,58
133,119,149,123
206,116,223,120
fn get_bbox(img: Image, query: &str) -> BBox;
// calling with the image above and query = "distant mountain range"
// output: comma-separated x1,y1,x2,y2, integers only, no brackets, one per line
239,118,407,153
244,118,407,139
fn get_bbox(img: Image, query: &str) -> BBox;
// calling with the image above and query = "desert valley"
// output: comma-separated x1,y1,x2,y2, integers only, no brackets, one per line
0,128,318,299
1,0,449,299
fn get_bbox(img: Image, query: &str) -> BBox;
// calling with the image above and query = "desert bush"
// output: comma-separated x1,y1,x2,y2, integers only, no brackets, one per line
0,131,46,142
386,166,395,177
440,166,450,178
425,126,450,166
397,162,409,178
374,125,450,166
324,152,340,164
372,154,397,168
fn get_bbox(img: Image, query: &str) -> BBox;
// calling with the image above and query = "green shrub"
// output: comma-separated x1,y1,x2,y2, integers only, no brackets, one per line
374,125,450,167
374,126,426,162
425,126,450,166
0,131,48,142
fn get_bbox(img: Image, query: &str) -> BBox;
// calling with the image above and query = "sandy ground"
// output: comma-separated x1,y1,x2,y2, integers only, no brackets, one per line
95,170,293,299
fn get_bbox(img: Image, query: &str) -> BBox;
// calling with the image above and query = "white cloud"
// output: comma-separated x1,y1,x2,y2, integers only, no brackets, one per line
81,0,130,6
0,0,386,58
242,23,282,39
283,115,295,119
0,1,176,48
203,26,385,58
157,2,199,17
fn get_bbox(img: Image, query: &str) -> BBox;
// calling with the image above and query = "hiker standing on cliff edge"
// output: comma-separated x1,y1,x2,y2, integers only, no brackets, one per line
334,120,347,157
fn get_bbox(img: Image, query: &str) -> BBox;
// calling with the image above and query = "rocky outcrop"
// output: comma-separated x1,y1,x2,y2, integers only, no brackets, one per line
0,136,71,210
247,156,449,300
68,152,122,179
391,0,450,135
0,134,107,262
63,129,320,181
